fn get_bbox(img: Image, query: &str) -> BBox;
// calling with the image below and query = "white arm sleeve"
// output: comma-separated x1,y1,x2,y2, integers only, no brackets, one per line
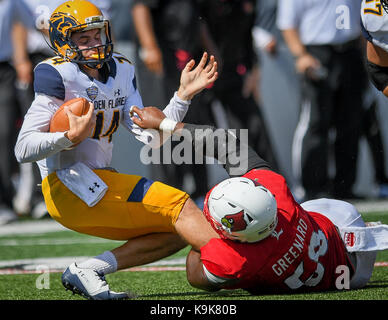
161,91,191,121
14,94,73,163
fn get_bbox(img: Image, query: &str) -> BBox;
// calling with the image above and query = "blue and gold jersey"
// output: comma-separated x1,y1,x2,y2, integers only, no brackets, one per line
15,53,191,239
34,53,141,142
24,53,144,177
15,52,190,179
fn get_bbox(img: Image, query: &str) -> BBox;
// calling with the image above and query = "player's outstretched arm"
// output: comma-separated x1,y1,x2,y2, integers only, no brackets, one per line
176,52,218,101
130,106,271,177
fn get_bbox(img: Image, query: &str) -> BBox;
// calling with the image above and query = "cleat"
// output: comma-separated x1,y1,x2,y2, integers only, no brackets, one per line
61,263,130,300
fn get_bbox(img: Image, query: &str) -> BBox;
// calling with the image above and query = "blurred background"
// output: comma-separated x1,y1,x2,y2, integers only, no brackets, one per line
2,0,388,225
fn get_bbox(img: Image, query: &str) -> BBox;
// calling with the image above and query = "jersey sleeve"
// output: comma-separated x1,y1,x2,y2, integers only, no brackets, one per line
200,238,247,280
14,94,73,163
162,92,190,122
202,265,235,285
34,63,66,101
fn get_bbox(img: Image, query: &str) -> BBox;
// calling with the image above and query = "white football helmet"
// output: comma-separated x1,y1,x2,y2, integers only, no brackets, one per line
207,177,277,243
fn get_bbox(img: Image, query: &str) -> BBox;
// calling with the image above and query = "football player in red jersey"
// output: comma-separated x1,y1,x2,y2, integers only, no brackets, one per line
131,106,388,294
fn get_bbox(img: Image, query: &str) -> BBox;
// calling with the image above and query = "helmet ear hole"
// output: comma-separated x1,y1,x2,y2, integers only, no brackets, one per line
246,213,253,223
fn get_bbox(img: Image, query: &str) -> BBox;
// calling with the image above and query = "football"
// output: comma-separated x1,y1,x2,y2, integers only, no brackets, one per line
49,97,91,133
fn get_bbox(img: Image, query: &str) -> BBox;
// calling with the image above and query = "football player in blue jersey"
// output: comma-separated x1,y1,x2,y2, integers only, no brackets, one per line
15,0,219,300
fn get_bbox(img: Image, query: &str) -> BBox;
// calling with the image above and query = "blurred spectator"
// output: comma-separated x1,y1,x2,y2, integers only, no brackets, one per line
0,0,35,224
109,0,135,60
131,0,213,204
12,0,63,219
362,84,388,198
252,0,281,56
198,0,280,172
277,0,367,200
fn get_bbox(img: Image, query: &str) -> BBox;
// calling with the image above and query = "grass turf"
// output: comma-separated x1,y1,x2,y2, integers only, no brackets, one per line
0,267,386,300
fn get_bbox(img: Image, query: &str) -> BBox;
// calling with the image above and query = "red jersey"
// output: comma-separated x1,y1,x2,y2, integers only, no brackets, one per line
201,169,351,293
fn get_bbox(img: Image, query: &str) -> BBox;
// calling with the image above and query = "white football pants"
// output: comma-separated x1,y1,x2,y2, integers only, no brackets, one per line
301,198,387,289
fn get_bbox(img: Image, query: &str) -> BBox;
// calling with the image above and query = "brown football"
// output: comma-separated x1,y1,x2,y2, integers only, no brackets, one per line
49,97,91,133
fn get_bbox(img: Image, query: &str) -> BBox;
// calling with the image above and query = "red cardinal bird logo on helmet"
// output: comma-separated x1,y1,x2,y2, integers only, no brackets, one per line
221,210,247,232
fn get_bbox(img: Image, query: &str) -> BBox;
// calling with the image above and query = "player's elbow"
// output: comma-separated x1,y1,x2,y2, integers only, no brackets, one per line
186,250,221,292
14,140,34,163
186,273,220,292
14,142,26,163
14,148,30,164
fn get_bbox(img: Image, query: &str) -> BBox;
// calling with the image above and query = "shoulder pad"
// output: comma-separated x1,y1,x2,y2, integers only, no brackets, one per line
113,53,133,65
111,54,137,89
34,63,65,100
361,1,386,32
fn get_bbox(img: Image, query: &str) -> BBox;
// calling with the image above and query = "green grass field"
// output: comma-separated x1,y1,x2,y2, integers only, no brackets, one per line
0,212,387,301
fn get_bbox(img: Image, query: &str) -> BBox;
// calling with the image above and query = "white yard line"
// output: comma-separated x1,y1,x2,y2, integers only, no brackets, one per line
0,266,187,274
0,238,122,246
0,256,187,274
0,220,67,236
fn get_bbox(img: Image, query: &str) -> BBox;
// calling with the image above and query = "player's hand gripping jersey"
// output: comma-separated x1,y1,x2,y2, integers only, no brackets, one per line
201,169,351,293
15,53,189,179
361,0,388,52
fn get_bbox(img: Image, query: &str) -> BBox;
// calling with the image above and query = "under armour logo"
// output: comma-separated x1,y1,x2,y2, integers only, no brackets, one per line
114,89,121,96
89,182,100,193
271,229,283,240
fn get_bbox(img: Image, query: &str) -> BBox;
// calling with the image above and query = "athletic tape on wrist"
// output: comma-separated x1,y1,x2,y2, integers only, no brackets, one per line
159,118,177,134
